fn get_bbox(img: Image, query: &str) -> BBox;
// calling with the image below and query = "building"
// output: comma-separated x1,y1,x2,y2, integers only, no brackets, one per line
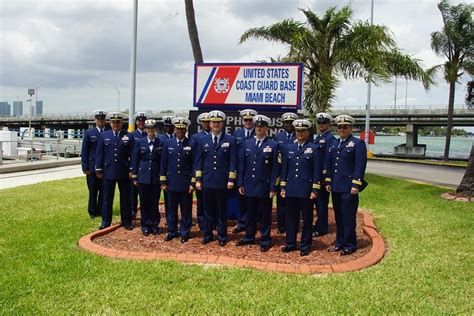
13,101,23,117
35,101,43,116
0,102,11,117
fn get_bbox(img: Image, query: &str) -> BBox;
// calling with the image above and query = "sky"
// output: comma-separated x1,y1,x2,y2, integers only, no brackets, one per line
0,0,472,115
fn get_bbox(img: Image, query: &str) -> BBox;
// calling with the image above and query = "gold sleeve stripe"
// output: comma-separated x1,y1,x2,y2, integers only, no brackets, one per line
280,181,287,186
131,174,138,179
312,183,321,189
228,172,237,179
325,178,332,182
352,179,363,185
160,176,167,181
195,170,202,177
191,177,196,183
322,170,327,174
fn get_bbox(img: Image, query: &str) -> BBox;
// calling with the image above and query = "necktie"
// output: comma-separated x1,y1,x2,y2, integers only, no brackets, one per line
287,133,291,141
100,129,103,133
246,131,249,138
338,139,344,149
256,140,261,148
178,140,182,147
114,132,118,138
214,136,218,146
298,144,302,151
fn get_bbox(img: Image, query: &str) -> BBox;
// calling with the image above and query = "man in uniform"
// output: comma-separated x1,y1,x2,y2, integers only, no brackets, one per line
280,119,321,256
190,112,211,231
195,110,237,246
161,117,195,243
273,112,298,234
232,108,258,233
131,119,161,236
81,110,107,219
325,115,367,255
236,115,279,252
159,115,175,220
96,112,133,230
312,112,336,237
129,112,148,219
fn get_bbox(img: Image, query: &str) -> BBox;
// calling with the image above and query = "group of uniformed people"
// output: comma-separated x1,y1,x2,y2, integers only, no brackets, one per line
81,108,367,256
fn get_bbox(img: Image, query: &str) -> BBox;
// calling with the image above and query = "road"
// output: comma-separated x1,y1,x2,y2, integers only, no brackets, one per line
0,160,465,190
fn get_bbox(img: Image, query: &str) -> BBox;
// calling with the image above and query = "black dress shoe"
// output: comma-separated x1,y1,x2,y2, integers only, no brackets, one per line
164,234,176,242
180,236,189,243
150,227,159,235
281,245,297,253
219,240,227,247
123,224,133,231
300,249,310,256
201,238,213,245
99,224,110,230
236,239,254,246
260,245,270,252
232,226,245,234
312,231,326,237
341,248,356,256
142,228,150,236
328,246,343,252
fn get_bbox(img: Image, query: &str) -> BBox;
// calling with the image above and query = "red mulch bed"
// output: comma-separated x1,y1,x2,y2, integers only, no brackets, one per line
94,205,371,265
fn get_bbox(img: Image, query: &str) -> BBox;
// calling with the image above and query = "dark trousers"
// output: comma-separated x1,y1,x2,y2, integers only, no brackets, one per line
101,179,131,226
242,196,272,247
167,190,193,237
130,182,139,216
203,188,228,242
138,183,160,229
276,193,286,231
195,190,205,231
332,192,358,251
237,192,247,229
314,188,330,234
86,173,102,216
285,197,313,251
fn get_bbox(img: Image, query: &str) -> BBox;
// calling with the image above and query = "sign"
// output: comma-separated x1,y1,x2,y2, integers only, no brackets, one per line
188,110,301,137
194,63,303,111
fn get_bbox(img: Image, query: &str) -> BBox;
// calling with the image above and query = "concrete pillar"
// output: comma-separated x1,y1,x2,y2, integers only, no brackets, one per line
394,124,426,157
67,129,74,139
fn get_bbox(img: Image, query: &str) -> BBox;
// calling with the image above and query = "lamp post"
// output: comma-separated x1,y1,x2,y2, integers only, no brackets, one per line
364,0,374,152
128,0,138,132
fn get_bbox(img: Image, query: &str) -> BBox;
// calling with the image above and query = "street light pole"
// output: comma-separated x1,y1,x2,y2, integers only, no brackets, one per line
394,76,398,109
128,0,138,132
364,0,374,151
405,78,408,109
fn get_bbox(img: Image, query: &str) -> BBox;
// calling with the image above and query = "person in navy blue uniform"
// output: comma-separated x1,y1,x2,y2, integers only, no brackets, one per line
236,115,279,252
131,119,162,236
96,112,133,230
159,115,175,221
325,115,367,256
273,112,298,234
231,109,258,233
280,119,322,256
81,110,107,219
190,112,211,231
195,110,238,246
312,112,336,237
160,117,195,243
129,112,148,220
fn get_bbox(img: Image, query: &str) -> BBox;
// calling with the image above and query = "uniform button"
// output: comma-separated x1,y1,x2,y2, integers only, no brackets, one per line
178,171,180,174
295,174,298,178
296,163,299,166
296,169,298,171
253,162,256,164
252,175,255,178
177,165,180,167
296,157,299,160
214,155,217,158
336,157,339,160
252,168,255,171
213,167,217,170
335,170,338,172
114,154,117,156
149,168,151,170
115,159,117,162
214,161,217,164
335,163,338,166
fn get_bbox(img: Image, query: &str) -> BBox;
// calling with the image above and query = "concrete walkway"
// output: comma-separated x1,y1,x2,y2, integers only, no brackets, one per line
0,160,466,190
367,160,465,188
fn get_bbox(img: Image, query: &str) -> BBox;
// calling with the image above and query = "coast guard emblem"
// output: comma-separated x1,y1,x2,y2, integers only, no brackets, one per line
214,78,230,93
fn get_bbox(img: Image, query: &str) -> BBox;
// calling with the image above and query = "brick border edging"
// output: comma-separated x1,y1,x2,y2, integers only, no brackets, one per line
441,192,474,202
77,210,385,274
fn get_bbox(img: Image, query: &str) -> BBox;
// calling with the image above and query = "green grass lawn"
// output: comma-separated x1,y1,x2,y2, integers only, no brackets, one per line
0,175,473,314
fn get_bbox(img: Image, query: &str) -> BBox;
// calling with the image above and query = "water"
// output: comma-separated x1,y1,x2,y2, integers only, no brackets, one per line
368,135,472,159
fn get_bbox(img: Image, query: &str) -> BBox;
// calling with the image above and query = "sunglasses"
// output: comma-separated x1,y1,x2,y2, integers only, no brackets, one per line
243,118,253,122
337,125,350,130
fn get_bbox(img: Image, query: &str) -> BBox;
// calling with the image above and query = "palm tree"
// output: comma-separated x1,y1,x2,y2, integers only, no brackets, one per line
240,5,433,116
184,0,203,63
429,0,473,161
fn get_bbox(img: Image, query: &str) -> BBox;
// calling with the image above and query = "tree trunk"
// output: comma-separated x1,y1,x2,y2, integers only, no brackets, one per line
443,81,456,161
456,142,474,196
184,0,203,63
